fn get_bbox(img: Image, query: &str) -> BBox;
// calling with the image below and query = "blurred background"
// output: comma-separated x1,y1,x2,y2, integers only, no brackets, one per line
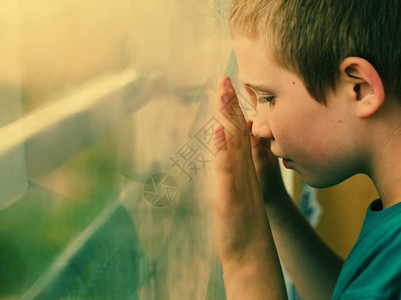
0,1,378,299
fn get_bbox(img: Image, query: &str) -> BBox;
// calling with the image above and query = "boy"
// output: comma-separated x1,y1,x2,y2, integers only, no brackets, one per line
212,1,401,299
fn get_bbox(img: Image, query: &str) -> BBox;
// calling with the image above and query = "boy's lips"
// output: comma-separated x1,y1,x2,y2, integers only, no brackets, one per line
270,150,293,167
282,158,293,168
271,150,291,162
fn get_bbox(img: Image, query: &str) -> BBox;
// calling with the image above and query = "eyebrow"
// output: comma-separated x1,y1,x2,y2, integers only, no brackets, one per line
244,82,276,94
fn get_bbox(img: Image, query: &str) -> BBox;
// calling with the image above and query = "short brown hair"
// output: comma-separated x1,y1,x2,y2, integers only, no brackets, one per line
229,0,401,102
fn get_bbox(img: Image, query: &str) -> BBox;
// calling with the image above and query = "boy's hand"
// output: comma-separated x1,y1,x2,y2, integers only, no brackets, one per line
247,119,290,205
212,76,279,270
212,76,287,298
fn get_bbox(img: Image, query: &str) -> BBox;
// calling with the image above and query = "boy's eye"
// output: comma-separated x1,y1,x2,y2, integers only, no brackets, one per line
257,96,275,105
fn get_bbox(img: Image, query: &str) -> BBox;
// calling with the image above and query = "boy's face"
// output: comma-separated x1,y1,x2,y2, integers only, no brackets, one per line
232,36,362,188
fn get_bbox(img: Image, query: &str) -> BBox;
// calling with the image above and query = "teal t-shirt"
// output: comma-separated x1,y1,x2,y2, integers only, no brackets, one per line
332,199,401,299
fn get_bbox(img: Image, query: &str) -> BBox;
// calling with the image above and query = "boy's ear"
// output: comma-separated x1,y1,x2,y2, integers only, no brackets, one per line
339,57,385,118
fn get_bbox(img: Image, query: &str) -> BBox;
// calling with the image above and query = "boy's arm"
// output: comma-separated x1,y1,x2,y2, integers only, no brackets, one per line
213,76,288,299
250,127,344,300
267,193,344,300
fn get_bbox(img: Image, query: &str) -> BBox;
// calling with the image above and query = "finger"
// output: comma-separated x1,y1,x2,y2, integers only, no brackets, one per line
247,119,281,186
212,124,238,212
217,76,249,136
215,76,252,176
247,119,263,159
213,124,232,173
246,119,253,131
243,84,258,109
247,119,270,160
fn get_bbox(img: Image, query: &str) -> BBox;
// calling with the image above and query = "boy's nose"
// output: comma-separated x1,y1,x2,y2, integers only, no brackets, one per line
251,113,273,140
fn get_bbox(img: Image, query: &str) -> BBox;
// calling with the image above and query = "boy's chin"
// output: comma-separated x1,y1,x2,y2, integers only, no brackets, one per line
300,172,354,189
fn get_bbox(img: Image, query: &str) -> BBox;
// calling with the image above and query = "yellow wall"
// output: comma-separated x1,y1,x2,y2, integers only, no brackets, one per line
294,173,379,259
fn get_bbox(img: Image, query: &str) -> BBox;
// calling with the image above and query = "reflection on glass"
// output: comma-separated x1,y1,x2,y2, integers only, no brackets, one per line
0,0,232,299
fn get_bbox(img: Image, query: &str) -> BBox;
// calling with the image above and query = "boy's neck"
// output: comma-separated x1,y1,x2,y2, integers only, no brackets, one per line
367,100,401,209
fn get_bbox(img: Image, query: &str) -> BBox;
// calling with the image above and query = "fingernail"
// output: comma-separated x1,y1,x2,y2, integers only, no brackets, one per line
223,94,230,104
224,77,232,89
247,120,253,130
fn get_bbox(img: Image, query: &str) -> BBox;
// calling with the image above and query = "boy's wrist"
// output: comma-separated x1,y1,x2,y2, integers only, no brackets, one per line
222,257,287,299
263,188,292,207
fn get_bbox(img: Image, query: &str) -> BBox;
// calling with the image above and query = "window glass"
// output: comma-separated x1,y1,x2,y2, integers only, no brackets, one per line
0,1,232,299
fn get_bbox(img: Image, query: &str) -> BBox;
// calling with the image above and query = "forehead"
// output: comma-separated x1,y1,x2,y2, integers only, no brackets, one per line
231,36,299,90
